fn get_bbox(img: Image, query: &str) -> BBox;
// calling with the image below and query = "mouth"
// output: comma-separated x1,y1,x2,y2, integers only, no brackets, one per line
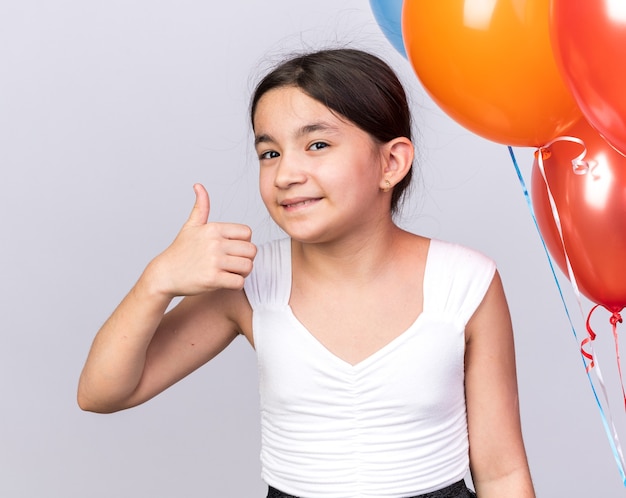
280,197,322,210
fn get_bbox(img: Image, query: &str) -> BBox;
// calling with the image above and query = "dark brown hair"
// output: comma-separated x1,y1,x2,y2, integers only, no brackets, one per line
250,48,413,213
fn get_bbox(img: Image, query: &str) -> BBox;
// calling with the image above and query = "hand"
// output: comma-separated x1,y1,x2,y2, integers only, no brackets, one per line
149,184,257,297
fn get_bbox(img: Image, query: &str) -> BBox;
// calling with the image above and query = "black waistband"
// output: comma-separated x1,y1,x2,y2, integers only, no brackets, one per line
267,479,476,498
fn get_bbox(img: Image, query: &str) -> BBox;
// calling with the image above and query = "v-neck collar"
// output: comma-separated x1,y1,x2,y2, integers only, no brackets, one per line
282,238,434,369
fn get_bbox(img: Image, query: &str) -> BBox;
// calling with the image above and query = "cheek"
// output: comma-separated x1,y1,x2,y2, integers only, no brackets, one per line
258,170,274,207
335,152,381,189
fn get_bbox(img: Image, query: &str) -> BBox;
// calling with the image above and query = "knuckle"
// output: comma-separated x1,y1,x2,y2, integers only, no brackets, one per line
242,258,254,275
228,274,246,290
204,222,221,237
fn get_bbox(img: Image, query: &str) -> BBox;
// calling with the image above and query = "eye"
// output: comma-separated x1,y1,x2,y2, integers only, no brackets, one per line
308,141,328,151
259,150,280,160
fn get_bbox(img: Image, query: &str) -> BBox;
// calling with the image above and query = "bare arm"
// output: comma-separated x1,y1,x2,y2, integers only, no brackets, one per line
465,271,535,497
77,184,256,413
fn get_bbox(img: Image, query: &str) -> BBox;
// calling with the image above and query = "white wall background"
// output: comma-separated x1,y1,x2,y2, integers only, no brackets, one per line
2,1,626,496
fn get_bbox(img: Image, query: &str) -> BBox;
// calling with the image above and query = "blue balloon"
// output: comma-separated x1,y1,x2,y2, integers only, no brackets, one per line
369,0,406,58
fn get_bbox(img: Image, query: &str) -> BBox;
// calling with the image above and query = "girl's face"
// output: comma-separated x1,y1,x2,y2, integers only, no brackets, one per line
253,86,389,244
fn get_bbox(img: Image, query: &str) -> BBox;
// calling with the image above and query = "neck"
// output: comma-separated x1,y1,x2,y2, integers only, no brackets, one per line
291,218,405,284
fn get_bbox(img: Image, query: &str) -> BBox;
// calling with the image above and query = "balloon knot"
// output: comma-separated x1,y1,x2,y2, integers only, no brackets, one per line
534,148,551,161
611,312,623,327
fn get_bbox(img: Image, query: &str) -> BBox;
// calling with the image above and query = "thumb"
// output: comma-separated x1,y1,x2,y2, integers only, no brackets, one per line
186,183,210,226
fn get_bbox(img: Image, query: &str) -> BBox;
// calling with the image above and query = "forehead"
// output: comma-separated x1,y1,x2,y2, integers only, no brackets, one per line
253,86,345,132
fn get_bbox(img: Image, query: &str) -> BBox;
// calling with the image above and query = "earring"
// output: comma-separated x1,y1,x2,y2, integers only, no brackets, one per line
382,179,392,192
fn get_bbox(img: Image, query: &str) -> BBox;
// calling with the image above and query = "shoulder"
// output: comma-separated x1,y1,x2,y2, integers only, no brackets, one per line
428,238,495,272
424,239,497,325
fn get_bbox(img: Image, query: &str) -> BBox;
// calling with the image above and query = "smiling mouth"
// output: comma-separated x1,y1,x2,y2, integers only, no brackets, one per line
281,198,321,209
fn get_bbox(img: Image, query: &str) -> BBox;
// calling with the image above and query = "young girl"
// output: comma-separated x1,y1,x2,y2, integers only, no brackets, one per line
78,48,535,498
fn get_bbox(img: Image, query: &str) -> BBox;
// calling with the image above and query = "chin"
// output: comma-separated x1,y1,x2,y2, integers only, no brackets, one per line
280,225,334,245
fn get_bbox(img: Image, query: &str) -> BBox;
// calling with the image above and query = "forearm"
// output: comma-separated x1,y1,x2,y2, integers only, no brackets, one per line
77,184,256,413
473,466,535,498
77,263,172,413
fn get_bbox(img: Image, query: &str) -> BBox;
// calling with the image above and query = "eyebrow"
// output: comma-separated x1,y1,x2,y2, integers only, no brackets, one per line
254,121,340,146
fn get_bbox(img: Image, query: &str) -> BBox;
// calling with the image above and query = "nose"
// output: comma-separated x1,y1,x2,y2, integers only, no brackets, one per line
274,152,307,189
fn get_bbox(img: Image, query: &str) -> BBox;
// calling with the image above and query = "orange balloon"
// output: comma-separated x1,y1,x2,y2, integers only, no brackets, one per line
531,118,626,312
402,0,580,147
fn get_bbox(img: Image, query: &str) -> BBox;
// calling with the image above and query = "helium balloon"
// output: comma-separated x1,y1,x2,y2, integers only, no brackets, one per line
550,0,626,156
370,0,406,57
531,118,626,312
402,0,580,147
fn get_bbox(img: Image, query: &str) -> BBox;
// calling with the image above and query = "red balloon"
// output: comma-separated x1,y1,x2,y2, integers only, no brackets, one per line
531,118,626,312
550,0,626,156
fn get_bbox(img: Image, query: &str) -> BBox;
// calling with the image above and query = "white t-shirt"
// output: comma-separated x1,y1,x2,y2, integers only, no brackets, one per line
244,238,496,498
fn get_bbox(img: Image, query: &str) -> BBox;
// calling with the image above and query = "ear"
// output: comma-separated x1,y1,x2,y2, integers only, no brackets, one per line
379,137,414,190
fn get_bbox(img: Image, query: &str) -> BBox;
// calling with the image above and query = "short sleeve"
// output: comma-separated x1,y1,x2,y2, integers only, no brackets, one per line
244,238,291,310
423,239,497,327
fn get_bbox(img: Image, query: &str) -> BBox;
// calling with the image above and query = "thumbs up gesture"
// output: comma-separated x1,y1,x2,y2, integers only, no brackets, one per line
149,184,257,298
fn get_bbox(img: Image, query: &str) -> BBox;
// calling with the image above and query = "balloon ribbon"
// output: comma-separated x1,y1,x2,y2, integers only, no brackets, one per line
508,145,626,486
585,305,626,409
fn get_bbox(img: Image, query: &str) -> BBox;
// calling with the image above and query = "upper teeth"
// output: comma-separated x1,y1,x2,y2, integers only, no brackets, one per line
288,199,312,207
